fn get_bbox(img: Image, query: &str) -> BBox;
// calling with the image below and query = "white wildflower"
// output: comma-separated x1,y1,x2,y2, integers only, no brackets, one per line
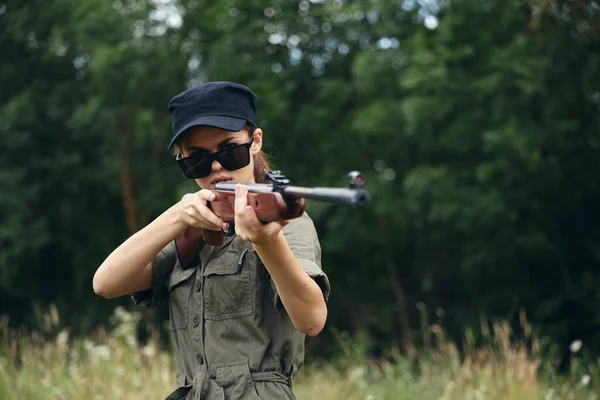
93,345,111,360
83,339,94,355
143,344,156,358
582,374,591,386
475,387,488,400
348,366,365,380
544,388,555,400
114,306,128,321
162,369,170,384
56,329,69,351
570,339,583,353
126,335,138,347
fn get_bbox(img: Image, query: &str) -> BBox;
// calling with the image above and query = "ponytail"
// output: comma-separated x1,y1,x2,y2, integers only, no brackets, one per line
253,151,271,183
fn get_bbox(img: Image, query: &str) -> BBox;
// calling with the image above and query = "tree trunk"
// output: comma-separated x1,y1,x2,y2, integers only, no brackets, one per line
120,117,137,233
140,118,168,227
385,246,415,356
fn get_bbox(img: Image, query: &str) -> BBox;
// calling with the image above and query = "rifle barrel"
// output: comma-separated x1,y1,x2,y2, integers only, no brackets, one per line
215,182,273,193
284,186,370,207
214,183,371,208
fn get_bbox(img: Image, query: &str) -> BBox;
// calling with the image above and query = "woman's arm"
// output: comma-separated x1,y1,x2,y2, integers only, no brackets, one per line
232,184,328,336
92,203,187,298
93,189,227,299
253,235,327,336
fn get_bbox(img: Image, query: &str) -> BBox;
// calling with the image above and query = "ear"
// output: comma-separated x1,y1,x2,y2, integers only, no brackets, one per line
173,144,184,158
251,128,263,155
173,136,187,156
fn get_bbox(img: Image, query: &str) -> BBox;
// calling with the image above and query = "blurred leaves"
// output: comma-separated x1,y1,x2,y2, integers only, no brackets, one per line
1,0,600,362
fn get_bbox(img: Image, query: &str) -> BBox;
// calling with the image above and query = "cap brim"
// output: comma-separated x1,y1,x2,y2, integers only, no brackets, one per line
168,115,248,150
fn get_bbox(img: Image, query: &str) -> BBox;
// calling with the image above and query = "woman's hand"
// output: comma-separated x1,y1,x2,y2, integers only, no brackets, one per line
178,189,228,231
234,184,289,245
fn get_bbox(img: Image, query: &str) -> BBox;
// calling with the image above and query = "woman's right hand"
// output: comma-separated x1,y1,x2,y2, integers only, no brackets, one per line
178,189,228,231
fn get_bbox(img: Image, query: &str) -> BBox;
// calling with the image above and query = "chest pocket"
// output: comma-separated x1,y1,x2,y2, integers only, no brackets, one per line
168,264,196,330
203,248,253,321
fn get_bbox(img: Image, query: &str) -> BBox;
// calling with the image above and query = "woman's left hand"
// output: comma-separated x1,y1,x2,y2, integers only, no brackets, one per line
234,184,289,245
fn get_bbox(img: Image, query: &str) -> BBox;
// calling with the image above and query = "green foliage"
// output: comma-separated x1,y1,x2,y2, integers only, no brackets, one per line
1,0,600,365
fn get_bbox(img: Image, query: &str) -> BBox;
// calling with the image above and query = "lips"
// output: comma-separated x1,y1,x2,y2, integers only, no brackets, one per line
209,176,233,188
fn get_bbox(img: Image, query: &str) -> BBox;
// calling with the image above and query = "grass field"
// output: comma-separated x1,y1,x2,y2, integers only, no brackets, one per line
1,307,597,400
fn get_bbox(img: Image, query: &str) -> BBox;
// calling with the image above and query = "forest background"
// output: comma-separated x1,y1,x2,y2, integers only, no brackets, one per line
1,0,600,396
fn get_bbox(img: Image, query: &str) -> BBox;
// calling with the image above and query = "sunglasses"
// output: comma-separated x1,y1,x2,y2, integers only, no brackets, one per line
176,132,254,179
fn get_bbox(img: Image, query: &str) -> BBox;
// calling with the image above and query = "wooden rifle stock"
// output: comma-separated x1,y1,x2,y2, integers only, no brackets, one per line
174,171,370,268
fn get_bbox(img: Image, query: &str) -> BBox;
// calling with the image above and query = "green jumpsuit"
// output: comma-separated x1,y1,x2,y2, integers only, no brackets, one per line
132,212,330,400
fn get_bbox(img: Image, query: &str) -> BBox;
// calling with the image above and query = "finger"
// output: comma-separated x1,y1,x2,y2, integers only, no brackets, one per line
193,201,224,229
234,184,248,217
198,190,229,230
181,193,193,202
244,205,261,225
198,189,217,202
184,211,208,229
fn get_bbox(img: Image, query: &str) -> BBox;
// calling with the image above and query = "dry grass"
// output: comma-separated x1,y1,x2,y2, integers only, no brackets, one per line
0,307,597,400
0,307,173,399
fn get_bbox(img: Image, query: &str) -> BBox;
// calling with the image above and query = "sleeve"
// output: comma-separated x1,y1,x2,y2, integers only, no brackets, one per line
130,241,178,308
272,212,331,306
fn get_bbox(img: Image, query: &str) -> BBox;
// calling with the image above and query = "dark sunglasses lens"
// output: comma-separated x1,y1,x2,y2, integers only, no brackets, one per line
218,145,251,171
178,155,212,178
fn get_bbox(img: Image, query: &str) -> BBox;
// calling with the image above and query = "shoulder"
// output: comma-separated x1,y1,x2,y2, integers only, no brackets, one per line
282,212,321,262
283,212,318,238
157,240,178,267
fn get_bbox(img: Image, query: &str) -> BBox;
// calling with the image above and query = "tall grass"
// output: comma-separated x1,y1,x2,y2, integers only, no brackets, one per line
0,307,597,399
0,307,173,399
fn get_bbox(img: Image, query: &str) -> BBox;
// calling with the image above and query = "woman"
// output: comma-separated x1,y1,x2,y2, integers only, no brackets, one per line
93,81,330,400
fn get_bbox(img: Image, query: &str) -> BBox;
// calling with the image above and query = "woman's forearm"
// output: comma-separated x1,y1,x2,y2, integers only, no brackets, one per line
253,233,327,336
93,203,187,299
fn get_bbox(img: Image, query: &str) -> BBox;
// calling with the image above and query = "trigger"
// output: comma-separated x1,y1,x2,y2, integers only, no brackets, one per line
223,222,236,237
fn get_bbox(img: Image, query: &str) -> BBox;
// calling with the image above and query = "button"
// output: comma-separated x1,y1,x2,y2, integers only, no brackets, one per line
196,353,204,364
192,315,200,327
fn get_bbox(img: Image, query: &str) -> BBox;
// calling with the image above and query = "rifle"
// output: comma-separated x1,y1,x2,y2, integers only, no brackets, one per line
174,170,370,267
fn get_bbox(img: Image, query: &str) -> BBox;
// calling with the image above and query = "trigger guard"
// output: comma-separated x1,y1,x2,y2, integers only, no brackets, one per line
223,222,236,236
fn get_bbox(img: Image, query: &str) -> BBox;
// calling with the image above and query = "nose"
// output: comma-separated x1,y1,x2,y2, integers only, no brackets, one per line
211,159,223,172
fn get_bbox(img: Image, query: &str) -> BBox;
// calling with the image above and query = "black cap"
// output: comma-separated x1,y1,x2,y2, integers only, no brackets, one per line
167,81,257,150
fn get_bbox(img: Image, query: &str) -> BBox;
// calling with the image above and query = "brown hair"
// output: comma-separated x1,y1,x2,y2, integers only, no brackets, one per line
247,124,271,183
253,151,271,183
